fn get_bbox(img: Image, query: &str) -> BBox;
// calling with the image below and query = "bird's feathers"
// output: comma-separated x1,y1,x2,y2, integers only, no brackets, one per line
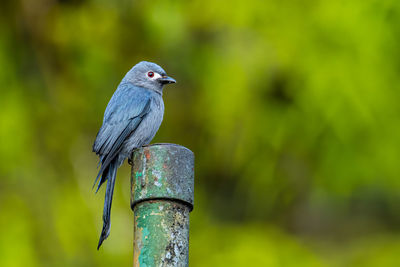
93,83,151,155
93,109,149,191
93,83,151,190
97,158,118,250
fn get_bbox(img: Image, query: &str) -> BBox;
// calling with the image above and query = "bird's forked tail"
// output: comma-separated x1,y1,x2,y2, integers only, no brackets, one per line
97,159,118,250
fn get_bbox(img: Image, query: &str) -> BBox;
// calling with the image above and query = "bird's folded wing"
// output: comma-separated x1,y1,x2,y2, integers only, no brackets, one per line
92,84,152,187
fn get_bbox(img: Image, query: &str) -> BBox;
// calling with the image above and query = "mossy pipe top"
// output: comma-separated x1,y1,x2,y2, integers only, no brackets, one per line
130,144,194,211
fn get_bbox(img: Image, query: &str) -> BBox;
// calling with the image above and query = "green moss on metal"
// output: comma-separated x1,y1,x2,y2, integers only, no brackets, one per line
134,201,190,266
131,144,194,211
131,144,194,267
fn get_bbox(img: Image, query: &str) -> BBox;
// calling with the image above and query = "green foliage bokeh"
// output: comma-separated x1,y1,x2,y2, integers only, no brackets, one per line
1,0,400,266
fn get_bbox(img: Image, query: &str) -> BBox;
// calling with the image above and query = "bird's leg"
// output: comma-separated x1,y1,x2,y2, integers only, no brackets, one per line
128,151,135,165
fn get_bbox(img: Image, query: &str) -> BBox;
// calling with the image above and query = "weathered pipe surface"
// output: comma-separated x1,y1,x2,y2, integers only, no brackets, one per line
131,144,194,267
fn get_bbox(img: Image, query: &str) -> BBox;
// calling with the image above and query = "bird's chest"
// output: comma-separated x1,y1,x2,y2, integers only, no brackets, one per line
146,96,164,137
132,95,164,146
120,95,164,158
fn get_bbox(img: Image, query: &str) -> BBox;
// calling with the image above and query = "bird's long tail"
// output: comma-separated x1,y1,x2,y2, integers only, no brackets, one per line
97,158,118,250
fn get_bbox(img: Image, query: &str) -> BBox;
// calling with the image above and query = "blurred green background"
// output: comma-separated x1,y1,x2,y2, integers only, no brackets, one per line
1,0,400,266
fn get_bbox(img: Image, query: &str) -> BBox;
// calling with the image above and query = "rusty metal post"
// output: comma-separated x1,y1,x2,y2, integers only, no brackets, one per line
131,144,194,267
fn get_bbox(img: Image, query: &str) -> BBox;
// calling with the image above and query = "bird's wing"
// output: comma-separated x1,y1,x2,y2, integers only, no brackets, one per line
92,83,151,187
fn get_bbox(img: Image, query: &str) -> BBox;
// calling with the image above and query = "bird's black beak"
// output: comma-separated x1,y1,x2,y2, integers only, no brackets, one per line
158,75,176,85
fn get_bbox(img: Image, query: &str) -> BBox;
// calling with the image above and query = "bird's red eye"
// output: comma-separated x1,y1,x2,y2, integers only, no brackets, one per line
147,71,154,78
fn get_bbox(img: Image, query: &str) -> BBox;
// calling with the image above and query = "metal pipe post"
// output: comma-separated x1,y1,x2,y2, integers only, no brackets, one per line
131,144,194,267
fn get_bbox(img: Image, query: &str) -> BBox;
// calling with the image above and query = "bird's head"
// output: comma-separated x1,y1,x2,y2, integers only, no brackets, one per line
123,61,176,94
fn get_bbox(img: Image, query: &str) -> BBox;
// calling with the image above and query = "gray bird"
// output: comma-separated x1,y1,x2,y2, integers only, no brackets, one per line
93,61,176,249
